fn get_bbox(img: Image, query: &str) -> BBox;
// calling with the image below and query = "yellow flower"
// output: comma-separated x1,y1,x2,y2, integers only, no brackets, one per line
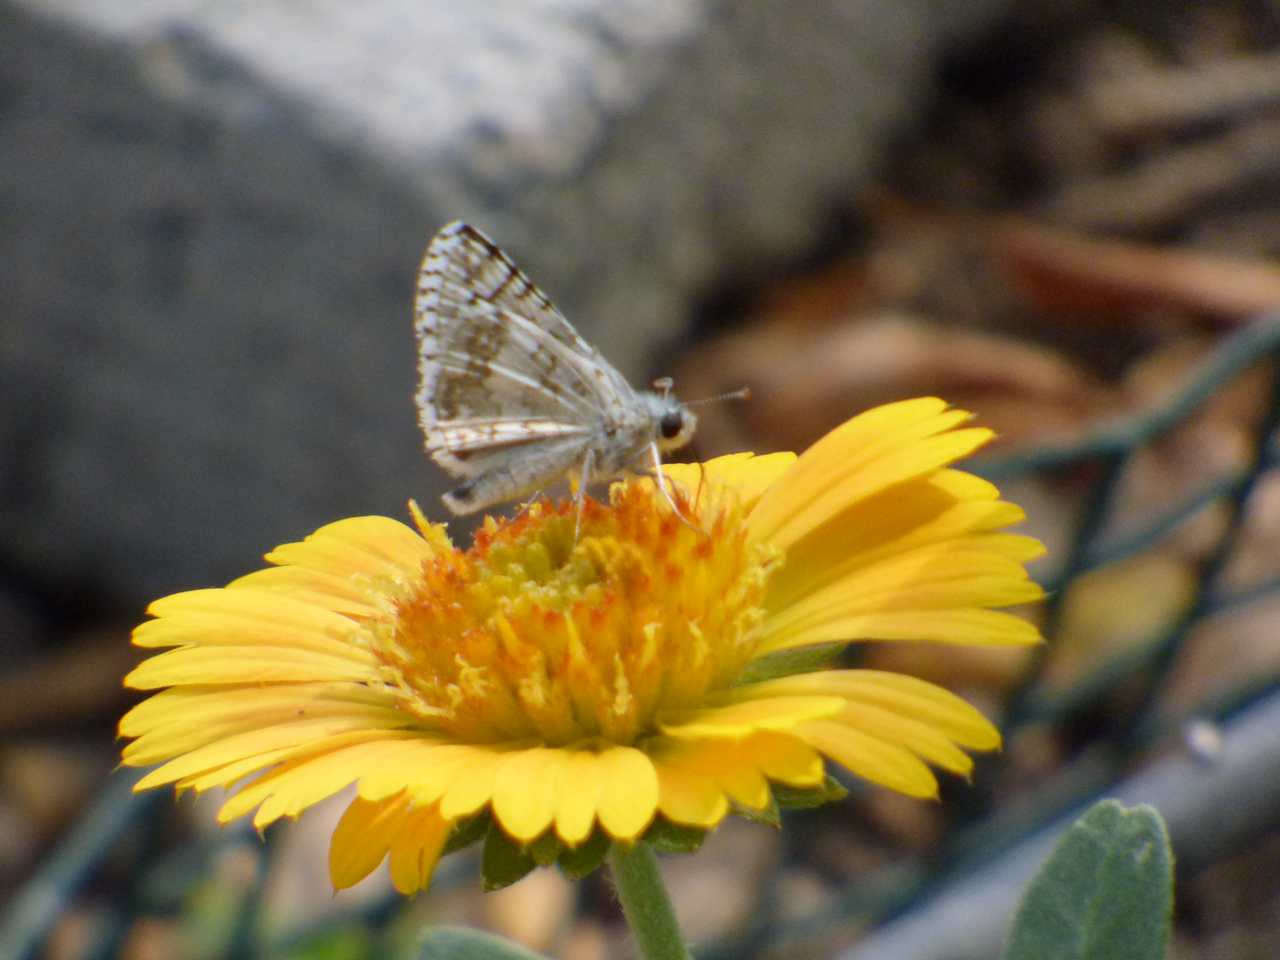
119,398,1044,894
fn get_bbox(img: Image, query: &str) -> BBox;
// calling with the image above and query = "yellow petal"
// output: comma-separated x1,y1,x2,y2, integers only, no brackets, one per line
211,731,419,826
134,589,367,655
745,731,825,787
733,671,1000,750
130,717,410,790
682,740,771,811
228,566,382,618
759,608,1042,655
797,472,1003,555
121,686,407,764
659,696,846,738
264,516,440,581
172,745,299,794
749,399,992,550
438,748,508,820
782,532,1045,612
650,732,820,819
492,747,562,842
769,468,1040,608
330,793,411,889
764,546,1044,642
387,803,452,894
119,681,390,738
357,742,475,805
664,452,798,512
797,719,939,799
124,645,381,689
595,747,658,840
776,426,993,552
652,748,729,828
554,749,604,846
836,703,975,776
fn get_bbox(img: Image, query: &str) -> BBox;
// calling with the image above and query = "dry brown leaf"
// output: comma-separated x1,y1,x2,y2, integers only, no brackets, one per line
1161,592,1280,716
991,217,1280,325
677,316,1108,457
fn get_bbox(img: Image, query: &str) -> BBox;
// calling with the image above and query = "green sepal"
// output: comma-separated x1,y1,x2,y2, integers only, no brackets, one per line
527,830,563,867
442,811,491,856
736,643,843,684
642,817,708,854
773,774,848,810
557,829,611,880
418,926,551,959
734,792,781,827
480,825,537,891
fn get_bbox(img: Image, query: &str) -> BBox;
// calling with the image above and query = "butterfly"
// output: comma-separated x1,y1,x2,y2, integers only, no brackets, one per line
413,221,697,522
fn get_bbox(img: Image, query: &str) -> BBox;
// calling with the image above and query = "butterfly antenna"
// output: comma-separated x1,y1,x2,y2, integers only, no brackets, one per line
687,386,752,408
651,376,674,400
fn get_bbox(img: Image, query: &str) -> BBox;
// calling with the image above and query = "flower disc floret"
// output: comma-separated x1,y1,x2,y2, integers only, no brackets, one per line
374,483,775,746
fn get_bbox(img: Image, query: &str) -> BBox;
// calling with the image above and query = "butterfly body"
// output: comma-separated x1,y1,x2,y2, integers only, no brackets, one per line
414,221,696,516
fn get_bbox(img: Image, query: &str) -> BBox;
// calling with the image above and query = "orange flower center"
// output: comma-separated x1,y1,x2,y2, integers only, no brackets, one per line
366,482,778,746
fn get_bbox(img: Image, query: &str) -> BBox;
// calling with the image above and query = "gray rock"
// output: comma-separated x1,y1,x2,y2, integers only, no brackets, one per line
0,0,1009,605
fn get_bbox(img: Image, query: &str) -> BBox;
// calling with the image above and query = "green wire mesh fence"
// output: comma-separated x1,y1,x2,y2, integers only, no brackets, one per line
4,315,1279,960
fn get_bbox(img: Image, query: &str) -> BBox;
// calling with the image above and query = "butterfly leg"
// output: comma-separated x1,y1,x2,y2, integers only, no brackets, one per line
509,488,548,526
574,448,596,543
647,443,704,534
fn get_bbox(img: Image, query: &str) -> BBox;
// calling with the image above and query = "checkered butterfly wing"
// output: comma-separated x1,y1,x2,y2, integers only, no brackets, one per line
414,221,635,479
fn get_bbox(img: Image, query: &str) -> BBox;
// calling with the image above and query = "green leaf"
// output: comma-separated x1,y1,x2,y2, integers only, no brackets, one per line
480,826,537,891
642,818,707,854
736,643,844,684
557,829,611,880
773,775,848,810
1001,799,1173,960
418,926,550,960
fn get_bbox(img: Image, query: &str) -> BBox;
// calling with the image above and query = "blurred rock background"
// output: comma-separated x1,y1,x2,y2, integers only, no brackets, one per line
5,1,1280,958
0,0,1000,606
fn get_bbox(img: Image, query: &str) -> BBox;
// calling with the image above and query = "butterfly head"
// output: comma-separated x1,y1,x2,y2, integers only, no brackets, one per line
641,391,698,452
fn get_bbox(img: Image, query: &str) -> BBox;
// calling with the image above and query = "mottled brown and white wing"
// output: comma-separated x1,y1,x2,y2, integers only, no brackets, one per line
413,221,629,484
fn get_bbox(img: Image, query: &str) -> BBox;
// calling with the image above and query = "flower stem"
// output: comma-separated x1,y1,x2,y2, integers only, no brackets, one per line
608,843,691,960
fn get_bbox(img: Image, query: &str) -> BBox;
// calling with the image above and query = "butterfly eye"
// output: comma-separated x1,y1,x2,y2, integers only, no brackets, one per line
659,411,685,440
